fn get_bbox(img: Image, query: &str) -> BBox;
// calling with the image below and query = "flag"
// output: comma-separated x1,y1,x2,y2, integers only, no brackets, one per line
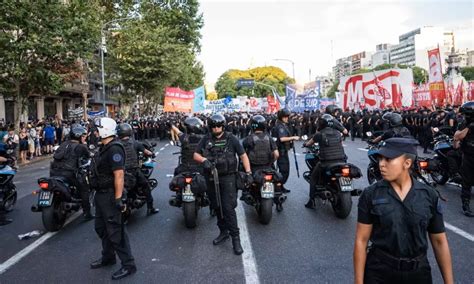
372,72,391,109
285,85,296,110
223,95,232,106
270,89,282,111
193,86,205,113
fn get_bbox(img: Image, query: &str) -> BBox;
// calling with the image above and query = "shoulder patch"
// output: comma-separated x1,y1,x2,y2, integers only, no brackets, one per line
436,199,443,214
112,153,123,162
279,127,285,134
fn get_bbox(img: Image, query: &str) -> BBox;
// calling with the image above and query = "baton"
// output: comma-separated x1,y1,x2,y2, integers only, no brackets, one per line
211,166,224,219
292,142,300,178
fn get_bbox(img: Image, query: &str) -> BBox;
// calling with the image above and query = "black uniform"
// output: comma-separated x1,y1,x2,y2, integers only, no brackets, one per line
93,139,135,269
195,132,244,237
273,120,291,185
50,140,91,214
242,132,277,171
459,121,474,209
174,132,203,175
133,140,156,210
358,179,445,283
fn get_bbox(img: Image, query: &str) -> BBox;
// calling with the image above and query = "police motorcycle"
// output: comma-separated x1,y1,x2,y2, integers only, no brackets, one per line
0,143,17,215
168,117,210,228
32,158,92,232
425,128,455,185
138,141,158,189
302,137,362,219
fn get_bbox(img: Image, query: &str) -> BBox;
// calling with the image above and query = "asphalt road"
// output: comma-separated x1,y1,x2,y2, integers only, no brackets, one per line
0,138,473,283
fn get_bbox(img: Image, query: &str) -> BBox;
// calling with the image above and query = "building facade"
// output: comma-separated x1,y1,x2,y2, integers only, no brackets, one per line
371,43,391,68
333,51,372,81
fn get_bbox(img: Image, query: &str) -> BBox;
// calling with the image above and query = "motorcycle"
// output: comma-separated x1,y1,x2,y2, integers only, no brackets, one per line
32,159,92,232
303,144,362,219
139,141,158,189
241,169,286,225
0,157,17,215
169,171,210,228
426,130,455,185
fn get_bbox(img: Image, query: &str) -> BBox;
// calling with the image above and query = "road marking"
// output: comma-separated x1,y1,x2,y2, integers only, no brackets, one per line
0,211,82,275
444,222,474,242
357,148,369,152
236,202,260,284
165,143,169,147
160,147,165,151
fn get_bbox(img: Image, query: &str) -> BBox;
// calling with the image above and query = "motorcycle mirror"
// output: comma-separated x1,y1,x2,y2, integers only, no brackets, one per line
366,132,372,137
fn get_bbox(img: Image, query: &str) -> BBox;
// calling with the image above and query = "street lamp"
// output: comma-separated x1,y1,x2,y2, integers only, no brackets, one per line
100,17,136,116
273,58,295,82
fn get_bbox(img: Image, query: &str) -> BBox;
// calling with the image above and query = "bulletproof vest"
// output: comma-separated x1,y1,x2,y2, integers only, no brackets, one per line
248,133,273,167
51,141,79,172
120,139,138,171
392,126,412,138
203,132,238,175
181,134,202,166
91,140,125,190
318,127,346,163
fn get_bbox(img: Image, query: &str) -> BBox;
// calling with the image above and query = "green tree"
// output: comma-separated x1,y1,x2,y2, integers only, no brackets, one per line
351,68,371,75
412,66,428,84
327,80,339,99
460,67,474,81
0,1,101,127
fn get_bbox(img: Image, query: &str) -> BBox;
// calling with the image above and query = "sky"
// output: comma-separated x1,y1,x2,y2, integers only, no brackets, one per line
197,0,473,86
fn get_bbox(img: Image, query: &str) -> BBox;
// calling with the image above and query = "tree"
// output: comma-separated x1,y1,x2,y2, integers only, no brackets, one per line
327,80,339,99
0,1,101,127
351,68,371,75
460,67,474,81
412,66,428,84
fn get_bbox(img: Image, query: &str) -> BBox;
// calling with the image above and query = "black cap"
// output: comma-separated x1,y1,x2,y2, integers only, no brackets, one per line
377,137,419,159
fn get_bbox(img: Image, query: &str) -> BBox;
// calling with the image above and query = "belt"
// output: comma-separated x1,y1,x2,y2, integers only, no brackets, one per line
371,248,426,271
95,188,114,193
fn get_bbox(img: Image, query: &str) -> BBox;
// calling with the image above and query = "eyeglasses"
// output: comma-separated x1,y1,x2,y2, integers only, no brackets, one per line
211,125,223,128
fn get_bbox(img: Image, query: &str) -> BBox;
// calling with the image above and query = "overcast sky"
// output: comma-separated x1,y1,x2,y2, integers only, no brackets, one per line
197,0,473,86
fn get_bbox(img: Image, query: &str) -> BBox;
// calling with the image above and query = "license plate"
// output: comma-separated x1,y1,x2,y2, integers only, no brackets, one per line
38,191,52,206
339,177,353,192
261,183,274,199
182,193,195,202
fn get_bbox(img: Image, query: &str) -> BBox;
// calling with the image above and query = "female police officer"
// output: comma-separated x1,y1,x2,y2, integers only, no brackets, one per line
354,137,453,284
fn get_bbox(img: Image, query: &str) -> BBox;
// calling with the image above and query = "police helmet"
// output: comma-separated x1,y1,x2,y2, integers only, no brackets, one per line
117,123,133,138
208,114,226,129
250,115,266,131
70,124,87,140
460,101,474,122
277,108,291,120
325,105,341,116
184,117,204,134
382,112,403,127
95,117,117,139
318,114,334,130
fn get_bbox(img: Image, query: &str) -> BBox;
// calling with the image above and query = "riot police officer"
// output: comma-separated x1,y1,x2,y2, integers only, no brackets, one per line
194,114,251,255
90,117,136,280
0,145,15,225
354,138,453,284
454,101,474,217
171,117,206,175
273,109,299,192
370,112,412,144
117,123,159,215
303,114,347,209
50,124,92,220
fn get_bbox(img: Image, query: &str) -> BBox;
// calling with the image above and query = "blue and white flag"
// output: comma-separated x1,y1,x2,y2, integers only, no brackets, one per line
193,86,205,113
285,85,297,110
223,95,232,106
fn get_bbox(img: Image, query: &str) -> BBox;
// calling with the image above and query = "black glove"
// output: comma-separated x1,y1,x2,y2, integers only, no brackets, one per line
244,172,253,186
152,153,156,159
203,159,213,170
114,198,126,212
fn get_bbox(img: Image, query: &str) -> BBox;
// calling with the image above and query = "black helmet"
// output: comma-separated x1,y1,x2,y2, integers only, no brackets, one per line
208,114,226,129
382,112,403,127
460,101,474,122
277,108,291,120
70,124,87,140
117,123,133,138
250,115,266,131
318,114,334,130
325,105,338,115
184,117,204,134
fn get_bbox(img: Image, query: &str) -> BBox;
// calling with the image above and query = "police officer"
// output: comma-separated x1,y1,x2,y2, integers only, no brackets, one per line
354,138,453,284
0,146,15,225
50,124,92,220
242,115,280,207
454,101,474,217
371,112,412,144
303,114,347,209
194,114,251,255
273,108,299,192
117,123,159,215
90,118,136,280
171,117,206,175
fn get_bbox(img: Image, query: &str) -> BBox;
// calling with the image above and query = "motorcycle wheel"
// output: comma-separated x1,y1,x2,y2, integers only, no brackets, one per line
258,199,273,225
42,199,66,232
3,189,17,212
332,192,352,219
183,201,197,228
430,169,449,185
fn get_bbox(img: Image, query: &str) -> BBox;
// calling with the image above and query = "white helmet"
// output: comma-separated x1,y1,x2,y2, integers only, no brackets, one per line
95,117,117,139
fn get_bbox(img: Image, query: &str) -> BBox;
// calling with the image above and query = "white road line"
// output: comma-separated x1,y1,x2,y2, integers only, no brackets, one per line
444,222,474,242
165,143,169,147
357,148,369,152
0,211,82,275
160,147,165,151
236,202,260,284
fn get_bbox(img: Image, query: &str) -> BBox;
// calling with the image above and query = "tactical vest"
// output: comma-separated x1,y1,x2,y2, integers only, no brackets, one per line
120,139,138,171
181,134,202,166
203,132,238,175
51,141,79,172
392,126,412,138
248,133,272,167
318,127,346,163
91,140,125,190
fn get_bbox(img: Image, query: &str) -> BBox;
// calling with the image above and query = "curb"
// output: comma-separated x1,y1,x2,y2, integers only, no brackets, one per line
18,155,52,169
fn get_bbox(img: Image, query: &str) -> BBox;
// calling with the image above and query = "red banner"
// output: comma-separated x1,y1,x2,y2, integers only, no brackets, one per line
266,95,279,114
163,87,194,113
428,48,446,106
412,83,432,108
469,82,474,101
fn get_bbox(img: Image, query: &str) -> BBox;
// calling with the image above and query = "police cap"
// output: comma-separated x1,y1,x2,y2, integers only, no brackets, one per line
377,137,419,159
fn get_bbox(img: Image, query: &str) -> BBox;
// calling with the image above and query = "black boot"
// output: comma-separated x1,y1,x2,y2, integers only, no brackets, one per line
213,230,230,245
232,236,243,255
147,206,160,215
462,199,474,217
450,173,463,184
305,198,316,209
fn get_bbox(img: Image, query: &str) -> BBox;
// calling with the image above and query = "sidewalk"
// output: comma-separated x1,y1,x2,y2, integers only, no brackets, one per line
17,154,52,169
